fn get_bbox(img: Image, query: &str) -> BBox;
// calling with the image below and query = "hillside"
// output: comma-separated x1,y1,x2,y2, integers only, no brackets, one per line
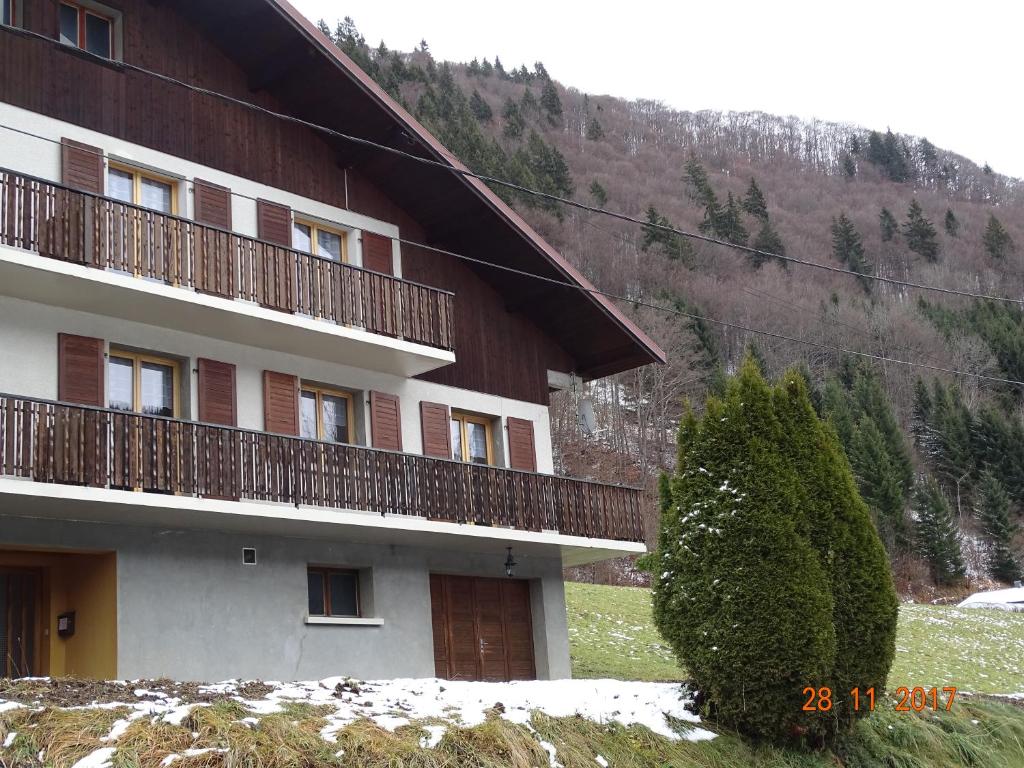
320,20,1024,591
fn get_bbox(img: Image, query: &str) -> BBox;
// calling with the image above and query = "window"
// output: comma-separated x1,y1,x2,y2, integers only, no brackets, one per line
299,385,353,443
59,1,115,59
307,568,359,618
108,350,180,417
293,219,347,262
2,0,18,27
107,164,177,214
450,412,493,465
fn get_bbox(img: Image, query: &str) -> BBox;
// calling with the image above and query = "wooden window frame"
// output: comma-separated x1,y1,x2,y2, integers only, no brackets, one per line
300,384,355,443
451,411,494,465
107,162,180,214
293,218,349,262
307,567,361,618
59,1,116,58
107,349,182,418
2,0,19,27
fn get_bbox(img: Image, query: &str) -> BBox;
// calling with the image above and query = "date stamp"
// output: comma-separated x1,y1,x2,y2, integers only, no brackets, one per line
802,686,957,712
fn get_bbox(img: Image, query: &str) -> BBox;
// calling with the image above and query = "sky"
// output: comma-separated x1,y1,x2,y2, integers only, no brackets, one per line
290,0,1024,179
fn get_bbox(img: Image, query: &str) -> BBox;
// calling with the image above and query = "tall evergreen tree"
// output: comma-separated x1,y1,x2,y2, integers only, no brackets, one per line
493,56,507,79
684,155,723,235
640,206,690,262
975,472,1021,583
830,214,872,293
719,192,748,246
589,180,608,208
480,58,493,77
944,208,960,238
866,129,911,182
842,154,856,178
848,419,908,549
913,476,965,585
584,116,605,141
501,98,525,139
469,90,492,122
879,207,898,242
741,178,768,221
983,214,1016,259
751,221,785,268
539,79,563,124
903,199,941,261
911,378,933,449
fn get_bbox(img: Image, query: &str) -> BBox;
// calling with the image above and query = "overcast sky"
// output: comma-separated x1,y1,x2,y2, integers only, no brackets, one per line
290,1,1023,178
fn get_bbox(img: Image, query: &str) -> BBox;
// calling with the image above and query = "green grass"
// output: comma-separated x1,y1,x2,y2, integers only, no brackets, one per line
566,582,1024,694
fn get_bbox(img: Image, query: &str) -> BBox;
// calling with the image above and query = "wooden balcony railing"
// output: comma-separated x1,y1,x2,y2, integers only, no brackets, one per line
0,395,647,543
0,169,454,351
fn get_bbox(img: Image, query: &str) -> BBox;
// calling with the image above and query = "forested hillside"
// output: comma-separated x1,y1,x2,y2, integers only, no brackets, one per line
320,19,1024,593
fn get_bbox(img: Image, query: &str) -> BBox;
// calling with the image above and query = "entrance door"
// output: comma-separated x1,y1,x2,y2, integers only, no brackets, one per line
0,570,40,678
430,574,536,681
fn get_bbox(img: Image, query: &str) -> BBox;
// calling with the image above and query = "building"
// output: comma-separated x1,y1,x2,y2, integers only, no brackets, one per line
0,0,665,682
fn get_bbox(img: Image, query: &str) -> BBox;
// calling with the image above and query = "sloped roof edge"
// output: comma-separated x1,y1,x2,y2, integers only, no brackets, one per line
266,0,667,373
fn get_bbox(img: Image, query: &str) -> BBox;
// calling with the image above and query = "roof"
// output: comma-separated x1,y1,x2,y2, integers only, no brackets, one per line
958,586,1024,609
184,0,666,379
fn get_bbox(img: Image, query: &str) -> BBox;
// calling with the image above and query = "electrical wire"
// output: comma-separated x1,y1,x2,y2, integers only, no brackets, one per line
1,23,1020,306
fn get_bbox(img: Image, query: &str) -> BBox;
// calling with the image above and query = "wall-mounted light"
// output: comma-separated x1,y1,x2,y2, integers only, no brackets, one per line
504,547,517,578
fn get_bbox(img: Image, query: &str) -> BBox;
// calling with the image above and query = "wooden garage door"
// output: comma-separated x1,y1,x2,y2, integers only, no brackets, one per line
430,574,536,681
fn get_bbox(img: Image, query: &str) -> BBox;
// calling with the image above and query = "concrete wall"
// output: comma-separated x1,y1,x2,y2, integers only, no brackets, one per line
0,515,572,682
0,295,555,473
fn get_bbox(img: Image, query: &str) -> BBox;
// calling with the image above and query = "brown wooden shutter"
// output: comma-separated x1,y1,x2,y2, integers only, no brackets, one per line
57,333,104,406
193,179,232,229
361,232,394,275
61,138,104,194
198,358,237,426
507,417,537,472
256,199,291,246
263,370,299,435
370,391,402,451
420,401,451,458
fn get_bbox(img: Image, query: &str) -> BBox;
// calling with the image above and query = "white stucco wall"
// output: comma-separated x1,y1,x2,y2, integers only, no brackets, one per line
0,295,555,473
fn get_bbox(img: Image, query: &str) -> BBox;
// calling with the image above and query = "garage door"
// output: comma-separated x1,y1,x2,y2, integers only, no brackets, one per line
430,574,536,681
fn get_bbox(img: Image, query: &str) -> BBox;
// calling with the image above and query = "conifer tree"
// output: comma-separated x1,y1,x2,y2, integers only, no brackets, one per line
975,472,1021,583
520,87,538,114
719,192,748,246
944,208,960,238
903,199,941,261
983,214,1016,259
684,155,723,235
539,79,563,124
842,154,856,178
879,207,898,242
913,476,965,585
501,99,525,139
866,129,911,182
640,206,690,262
589,180,608,208
466,57,481,76
911,378,933,449
830,214,872,293
741,178,768,221
584,116,604,141
848,419,908,549
493,56,507,79
751,221,785,268
469,90,492,122
480,58,493,77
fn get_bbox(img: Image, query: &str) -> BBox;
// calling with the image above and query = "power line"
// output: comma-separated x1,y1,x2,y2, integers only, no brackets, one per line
2,24,1021,306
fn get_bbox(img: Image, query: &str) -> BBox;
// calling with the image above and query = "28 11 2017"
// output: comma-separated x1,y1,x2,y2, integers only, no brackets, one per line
802,686,957,712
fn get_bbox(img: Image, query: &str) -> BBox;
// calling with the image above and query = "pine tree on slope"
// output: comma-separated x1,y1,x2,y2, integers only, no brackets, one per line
975,472,1021,583
913,476,965,585
983,214,1016,259
904,199,941,262
741,178,768,221
879,207,898,242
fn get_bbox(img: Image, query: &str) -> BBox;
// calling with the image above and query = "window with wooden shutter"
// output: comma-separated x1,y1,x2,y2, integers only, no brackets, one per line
61,137,104,194
197,358,237,426
263,370,299,435
58,333,104,406
420,401,451,458
193,179,232,229
506,417,537,472
256,199,291,246
361,232,394,275
370,391,402,451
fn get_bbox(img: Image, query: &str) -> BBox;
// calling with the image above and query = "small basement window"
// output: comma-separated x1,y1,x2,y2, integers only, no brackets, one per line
2,0,21,27
307,567,360,618
59,0,122,60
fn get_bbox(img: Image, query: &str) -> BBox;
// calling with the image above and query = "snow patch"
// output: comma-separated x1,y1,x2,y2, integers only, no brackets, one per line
70,747,116,768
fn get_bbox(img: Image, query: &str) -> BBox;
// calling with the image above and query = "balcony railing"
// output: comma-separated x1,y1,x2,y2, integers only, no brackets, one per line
0,169,454,350
0,394,646,543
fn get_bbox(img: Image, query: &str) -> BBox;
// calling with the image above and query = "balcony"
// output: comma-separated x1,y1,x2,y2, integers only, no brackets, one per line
0,394,647,547
0,169,455,377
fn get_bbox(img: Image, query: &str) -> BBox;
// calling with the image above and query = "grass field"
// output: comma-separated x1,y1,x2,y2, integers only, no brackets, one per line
566,582,1024,693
